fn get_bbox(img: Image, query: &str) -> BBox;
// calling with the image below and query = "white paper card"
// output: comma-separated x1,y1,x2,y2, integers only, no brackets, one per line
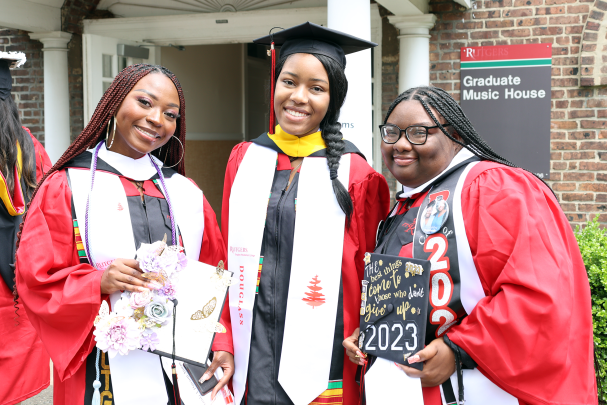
153,260,232,365
365,357,424,405
110,349,168,405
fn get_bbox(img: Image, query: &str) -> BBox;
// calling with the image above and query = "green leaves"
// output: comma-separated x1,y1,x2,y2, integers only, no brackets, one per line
575,216,607,402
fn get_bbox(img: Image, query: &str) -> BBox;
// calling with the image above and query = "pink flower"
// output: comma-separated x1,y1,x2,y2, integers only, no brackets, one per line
140,331,160,352
176,252,188,271
94,317,142,357
130,290,152,309
158,283,177,300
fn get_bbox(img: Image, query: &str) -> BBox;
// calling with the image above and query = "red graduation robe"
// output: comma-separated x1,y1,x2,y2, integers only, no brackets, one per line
15,166,225,405
212,140,391,404
395,162,597,405
0,128,52,405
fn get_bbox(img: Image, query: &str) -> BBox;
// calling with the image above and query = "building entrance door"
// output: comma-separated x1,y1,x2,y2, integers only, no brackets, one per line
83,34,158,123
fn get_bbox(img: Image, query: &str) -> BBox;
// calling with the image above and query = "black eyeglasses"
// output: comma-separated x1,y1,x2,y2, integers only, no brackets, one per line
379,123,452,145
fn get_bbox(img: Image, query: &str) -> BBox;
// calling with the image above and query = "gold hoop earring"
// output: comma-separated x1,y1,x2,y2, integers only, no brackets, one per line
162,135,184,169
106,116,117,149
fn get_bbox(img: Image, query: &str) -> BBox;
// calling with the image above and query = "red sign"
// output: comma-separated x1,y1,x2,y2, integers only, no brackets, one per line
461,43,552,62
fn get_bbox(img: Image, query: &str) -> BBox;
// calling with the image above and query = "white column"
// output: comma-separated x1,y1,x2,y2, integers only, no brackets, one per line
327,0,373,163
388,14,437,92
28,31,72,163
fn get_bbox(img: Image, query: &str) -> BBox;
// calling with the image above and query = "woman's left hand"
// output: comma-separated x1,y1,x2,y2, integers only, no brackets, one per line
200,350,235,400
396,337,455,387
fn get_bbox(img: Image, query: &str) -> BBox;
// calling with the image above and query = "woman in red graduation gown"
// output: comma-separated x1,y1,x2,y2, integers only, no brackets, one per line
0,53,52,405
15,64,233,405
344,86,597,405
210,23,390,405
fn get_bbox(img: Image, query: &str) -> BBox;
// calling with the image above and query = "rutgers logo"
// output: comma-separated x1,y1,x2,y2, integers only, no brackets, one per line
425,234,458,337
230,246,248,254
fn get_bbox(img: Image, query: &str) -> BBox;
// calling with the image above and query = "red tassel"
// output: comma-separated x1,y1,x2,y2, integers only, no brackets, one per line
172,364,181,405
269,41,276,135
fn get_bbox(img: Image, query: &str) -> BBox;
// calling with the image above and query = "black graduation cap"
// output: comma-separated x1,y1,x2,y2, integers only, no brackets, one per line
253,22,376,133
254,22,376,68
0,52,26,100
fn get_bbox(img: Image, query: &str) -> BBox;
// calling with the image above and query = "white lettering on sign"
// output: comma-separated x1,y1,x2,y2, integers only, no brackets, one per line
505,89,546,99
463,74,546,102
463,75,520,87
463,89,500,100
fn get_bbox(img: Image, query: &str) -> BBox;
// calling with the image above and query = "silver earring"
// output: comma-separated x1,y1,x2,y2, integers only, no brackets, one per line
162,135,184,169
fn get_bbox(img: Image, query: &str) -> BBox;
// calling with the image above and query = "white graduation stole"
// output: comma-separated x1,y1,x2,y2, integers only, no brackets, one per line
68,148,205,405
228,143,350,405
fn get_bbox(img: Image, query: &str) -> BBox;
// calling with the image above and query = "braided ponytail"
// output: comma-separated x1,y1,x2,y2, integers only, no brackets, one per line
13,64,187,311
274,54,353,222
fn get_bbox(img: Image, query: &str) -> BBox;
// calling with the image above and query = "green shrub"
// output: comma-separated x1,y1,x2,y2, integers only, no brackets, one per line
575,215,607,402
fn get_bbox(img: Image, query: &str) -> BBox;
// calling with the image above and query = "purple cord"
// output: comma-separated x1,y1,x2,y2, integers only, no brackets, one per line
83,142,104,268
84,142,178,269
149,156,177,245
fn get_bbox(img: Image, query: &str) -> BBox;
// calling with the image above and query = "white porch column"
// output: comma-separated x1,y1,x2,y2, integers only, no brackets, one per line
388,14,437,92
327,0,373,163
28,31,72,163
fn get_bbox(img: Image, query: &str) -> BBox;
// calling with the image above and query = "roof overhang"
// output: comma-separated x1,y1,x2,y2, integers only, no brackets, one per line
0,0,61,32
83,6,328,46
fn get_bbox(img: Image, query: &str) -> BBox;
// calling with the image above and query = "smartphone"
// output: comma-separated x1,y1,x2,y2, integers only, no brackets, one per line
183,363,219,396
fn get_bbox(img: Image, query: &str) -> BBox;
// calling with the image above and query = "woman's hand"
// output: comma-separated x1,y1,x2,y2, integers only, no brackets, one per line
343,328,367,366
200,350,235,400
100,258,158,295
396,337,455,387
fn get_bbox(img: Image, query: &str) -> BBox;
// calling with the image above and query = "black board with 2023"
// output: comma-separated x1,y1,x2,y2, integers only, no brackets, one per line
359,252,431,370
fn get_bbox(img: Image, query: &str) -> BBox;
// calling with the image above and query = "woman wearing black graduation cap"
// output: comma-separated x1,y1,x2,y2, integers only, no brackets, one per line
209,22,390,405
0,51,52,405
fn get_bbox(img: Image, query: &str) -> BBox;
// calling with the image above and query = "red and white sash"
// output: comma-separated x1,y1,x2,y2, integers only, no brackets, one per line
69,143,205,405
228,143,350,405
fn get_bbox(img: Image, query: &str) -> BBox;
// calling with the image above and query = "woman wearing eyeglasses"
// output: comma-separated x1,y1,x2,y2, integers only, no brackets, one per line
343,86,597,405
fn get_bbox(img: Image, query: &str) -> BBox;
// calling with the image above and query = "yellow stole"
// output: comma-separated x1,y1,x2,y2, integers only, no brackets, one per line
0,143,26,216
268,125,326,157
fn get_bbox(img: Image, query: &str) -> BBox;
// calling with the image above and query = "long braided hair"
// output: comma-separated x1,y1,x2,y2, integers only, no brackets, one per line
384,86,553,188
0,95,37,197
13,64,186,309
274,53,353,221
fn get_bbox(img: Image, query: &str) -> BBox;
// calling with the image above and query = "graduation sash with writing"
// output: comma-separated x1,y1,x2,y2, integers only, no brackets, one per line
228,143,350,405
68,145,205,405
368,161,517,405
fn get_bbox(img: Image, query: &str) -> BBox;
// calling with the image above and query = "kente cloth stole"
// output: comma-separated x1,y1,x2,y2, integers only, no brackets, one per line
68,159,204,405
0,142,25,216
228,143,350,405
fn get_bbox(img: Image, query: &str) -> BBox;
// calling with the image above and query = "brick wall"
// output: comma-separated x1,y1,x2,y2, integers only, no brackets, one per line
423,0,607,226
379,4,400,200
0,28,45,143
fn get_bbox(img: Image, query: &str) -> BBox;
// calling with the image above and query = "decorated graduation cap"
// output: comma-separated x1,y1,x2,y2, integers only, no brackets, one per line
0,52,26,100
359,252,431,370
253,22,376,134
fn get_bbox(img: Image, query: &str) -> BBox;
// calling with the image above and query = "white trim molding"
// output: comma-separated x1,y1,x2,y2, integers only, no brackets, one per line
83,7,328,46
0,0,61,32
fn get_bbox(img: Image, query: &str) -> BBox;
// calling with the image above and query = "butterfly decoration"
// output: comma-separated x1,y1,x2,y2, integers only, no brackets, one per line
208,322,226,333
142,269,169,286
94,301,110,326
191,297,217,320
191,320,227,334
210,260,233,290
